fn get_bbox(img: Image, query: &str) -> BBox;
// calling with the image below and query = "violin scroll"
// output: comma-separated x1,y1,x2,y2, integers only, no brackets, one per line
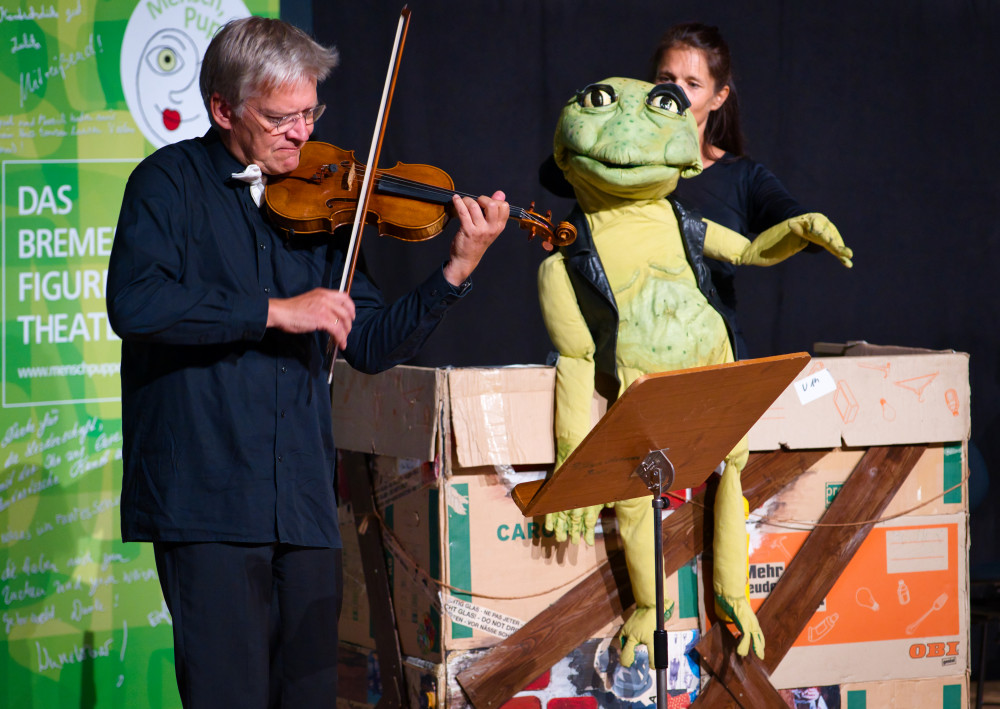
517,202,577,248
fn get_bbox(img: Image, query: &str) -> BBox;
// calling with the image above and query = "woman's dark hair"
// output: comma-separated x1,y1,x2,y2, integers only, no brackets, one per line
649,22,745,157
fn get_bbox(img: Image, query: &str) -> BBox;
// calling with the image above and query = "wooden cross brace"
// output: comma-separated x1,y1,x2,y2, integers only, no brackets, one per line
343,451,408,709
691,444,927,708
456,448,831,708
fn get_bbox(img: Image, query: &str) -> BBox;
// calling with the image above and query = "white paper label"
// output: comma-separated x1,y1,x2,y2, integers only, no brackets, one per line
441,594,524,638
886,527,949,574
794,368,837,405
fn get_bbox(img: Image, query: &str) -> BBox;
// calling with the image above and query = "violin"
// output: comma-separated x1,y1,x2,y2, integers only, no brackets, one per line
263,141,577,247
291,7,569,384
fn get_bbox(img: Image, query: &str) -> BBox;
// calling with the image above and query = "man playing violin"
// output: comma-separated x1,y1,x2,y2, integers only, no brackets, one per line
107,16,508,708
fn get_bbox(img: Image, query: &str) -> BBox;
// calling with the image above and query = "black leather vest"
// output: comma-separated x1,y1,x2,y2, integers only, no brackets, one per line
554,197,740,401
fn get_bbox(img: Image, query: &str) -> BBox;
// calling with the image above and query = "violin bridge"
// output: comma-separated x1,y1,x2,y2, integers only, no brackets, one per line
342,160,355,191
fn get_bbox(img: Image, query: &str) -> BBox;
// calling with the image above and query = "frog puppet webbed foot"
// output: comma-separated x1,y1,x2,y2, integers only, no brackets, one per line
619,603,674,668
715,588,766,659
543,504,606,545
613,495,673,667
548,495,675,668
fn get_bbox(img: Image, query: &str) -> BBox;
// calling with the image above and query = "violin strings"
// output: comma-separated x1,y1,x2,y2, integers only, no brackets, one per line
347,164,545,227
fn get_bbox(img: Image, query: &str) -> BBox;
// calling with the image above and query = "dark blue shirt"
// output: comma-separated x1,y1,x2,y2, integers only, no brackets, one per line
107,130,468,547
674,154,805,310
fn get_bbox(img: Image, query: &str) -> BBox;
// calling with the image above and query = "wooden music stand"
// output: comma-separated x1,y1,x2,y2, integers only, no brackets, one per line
510,352,810,709
512,352,811,516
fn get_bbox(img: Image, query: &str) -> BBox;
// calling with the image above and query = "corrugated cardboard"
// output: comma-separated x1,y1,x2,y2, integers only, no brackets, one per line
339,455,629,661
332,363,442,461
441,474,702,651
837,674,968,708
334,351,971,699
745,513,969,689
752,444,966,524
333,354,971,463
441,473,613,651
339,454,444,661
339,456,700,660
331,362,556,468
749,353,970,450
447,367,555,468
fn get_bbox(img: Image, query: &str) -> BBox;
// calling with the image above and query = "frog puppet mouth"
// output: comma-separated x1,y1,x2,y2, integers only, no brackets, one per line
565,151,680,191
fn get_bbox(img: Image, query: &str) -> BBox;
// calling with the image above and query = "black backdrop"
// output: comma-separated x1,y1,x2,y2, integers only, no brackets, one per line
308,2,1000,566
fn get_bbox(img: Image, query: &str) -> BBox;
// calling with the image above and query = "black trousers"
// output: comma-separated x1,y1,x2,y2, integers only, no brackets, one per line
153,542,342,709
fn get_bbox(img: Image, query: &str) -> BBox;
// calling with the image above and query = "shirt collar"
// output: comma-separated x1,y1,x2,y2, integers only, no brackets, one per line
200,128,251,186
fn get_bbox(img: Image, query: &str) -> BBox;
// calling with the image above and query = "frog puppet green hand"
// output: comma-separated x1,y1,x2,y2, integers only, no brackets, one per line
538,77,851,665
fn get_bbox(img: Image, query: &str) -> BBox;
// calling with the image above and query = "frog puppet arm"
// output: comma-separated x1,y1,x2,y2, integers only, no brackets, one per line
705,212,853,268
537,252,607,546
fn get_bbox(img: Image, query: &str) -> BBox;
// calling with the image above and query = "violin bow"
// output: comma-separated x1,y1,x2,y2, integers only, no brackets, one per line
328,6,411,384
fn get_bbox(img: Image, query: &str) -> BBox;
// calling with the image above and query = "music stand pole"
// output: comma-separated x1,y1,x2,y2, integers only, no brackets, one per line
635,449,676,709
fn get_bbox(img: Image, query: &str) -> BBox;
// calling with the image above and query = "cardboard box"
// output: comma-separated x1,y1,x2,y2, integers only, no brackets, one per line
338,456,700,661
333,364,701,662
333,351,972,702
746,514,968,688
754,444,967,525
748,353,970,450
837,675,968,708
738,351,972,690
332,353,971,464
331,363,556,469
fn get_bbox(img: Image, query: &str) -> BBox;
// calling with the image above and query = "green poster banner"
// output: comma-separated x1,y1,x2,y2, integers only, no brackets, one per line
1,1,277,706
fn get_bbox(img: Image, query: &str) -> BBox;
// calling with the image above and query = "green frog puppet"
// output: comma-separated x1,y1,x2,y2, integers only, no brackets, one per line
538,77,852,665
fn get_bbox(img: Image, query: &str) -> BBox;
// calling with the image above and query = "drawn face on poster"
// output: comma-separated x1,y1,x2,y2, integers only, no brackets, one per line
120,0,251,147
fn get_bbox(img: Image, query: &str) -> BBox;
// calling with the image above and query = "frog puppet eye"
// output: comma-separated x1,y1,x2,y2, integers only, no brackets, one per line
646,83,691,115
575,84,618,108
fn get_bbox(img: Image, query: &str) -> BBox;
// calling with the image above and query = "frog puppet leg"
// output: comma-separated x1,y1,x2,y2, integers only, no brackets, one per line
615,495,676,667
712,437,765,659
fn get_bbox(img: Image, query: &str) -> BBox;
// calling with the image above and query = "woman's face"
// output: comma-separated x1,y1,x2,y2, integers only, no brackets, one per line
655,45,729,133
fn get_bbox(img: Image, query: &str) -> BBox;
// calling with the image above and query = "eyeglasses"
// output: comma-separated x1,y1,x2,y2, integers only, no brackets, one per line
244,103,326,134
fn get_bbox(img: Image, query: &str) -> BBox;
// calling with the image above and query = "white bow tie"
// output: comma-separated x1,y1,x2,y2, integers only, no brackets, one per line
231,164,265,206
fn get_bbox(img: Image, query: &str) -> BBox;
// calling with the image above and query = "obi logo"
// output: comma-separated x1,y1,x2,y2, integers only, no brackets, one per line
909,641,960,660
496,522,555,541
